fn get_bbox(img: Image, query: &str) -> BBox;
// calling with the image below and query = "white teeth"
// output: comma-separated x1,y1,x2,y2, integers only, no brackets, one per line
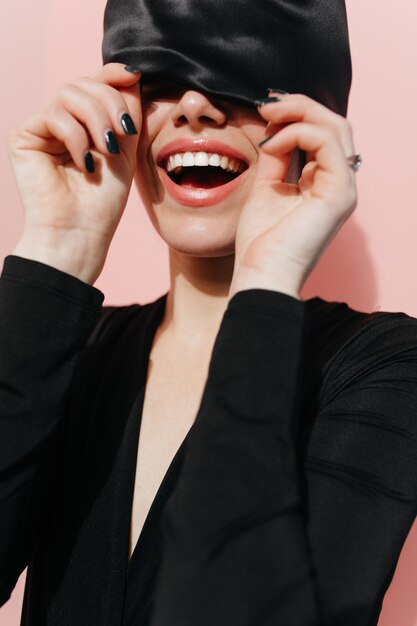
208,153,220,167
194,151,210,166
219,155,229,170
168,156,176,171
182,152,195,167
164,151,246,174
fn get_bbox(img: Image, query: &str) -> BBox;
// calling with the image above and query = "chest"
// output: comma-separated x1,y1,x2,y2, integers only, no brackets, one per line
128,341,211,559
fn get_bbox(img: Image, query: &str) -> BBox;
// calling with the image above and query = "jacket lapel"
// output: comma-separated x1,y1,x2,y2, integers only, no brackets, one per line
40,294,167,625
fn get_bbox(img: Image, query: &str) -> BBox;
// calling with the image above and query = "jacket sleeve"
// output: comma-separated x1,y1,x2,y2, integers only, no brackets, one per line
151,290,417,626
151,288,323,626
0,254,106,607
304,311,417,625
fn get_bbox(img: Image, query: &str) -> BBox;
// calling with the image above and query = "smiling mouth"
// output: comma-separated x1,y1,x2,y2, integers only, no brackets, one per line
167,165,247,189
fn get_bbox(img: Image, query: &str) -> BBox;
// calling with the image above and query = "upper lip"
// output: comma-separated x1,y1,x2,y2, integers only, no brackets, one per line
156,137,250,169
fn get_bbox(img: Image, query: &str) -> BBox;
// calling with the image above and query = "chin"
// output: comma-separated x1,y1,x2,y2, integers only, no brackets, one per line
134,164,248,257
152,210,238,258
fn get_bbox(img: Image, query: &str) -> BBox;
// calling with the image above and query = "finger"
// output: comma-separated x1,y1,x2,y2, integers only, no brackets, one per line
90,63,143,134
80,63,142,133
74,76,141,138
258,122,354,194
55,84,122,157
91,62,142,87
42,104,94,173
257,93,355,158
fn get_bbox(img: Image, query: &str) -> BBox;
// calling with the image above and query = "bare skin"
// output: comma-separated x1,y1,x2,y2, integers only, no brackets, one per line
134,79,278,341
128,321,216,558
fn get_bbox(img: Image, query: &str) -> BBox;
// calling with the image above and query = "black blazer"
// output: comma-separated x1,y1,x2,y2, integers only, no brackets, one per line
1,254,417,626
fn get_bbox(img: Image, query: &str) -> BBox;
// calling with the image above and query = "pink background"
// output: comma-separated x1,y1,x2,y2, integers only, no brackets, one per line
1,1,417,623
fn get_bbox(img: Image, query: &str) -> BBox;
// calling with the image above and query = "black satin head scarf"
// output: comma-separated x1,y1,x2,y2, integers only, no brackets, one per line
102,0,352,117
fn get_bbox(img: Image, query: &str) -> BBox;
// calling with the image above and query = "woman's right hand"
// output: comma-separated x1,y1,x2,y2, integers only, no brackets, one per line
7,62,142,285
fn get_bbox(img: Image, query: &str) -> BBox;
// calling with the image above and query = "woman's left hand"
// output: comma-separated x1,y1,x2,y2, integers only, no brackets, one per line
229,92,359,300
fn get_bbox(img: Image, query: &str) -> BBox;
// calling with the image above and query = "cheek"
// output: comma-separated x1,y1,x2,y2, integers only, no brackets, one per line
136,102,173,171
135,114,157,179
141,100,172,135
236,118,270,158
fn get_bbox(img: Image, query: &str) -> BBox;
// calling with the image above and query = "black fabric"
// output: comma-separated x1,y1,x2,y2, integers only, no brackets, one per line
0,255,417,625
102,0,352,116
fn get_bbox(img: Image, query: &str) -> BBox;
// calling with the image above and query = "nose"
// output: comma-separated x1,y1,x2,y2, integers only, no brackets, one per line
170,90,227,130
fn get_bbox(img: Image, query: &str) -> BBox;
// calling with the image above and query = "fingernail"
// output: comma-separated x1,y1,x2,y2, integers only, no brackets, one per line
120,112,137,135
257,135,274,148
84,150,95,173
267,88,289,95
105,130,120,154
254,96,281,107
124,65,142,74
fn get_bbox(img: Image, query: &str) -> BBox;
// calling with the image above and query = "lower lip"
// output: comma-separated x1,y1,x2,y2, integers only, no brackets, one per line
157,166,249,207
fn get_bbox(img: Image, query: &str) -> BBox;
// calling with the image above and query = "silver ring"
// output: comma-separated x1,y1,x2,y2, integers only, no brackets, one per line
347,153,362,172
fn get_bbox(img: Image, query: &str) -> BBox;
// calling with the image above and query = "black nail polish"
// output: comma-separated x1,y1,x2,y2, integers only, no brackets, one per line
124,65,142,73
257,135,274,148
84,150,95,173
267,88,289,95
105,130,120,154
254,96,281,107
120,113,137,135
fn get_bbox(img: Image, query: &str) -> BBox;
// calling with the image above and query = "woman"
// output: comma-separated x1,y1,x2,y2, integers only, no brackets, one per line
1,6,417,626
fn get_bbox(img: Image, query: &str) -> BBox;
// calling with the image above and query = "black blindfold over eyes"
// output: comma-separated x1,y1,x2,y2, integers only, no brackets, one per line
102,0,352,117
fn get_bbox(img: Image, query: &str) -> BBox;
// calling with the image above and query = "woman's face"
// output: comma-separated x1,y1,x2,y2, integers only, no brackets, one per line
133,79,284,258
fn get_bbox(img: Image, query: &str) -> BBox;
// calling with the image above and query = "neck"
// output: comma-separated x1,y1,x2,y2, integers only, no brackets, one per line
161,248,235,347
